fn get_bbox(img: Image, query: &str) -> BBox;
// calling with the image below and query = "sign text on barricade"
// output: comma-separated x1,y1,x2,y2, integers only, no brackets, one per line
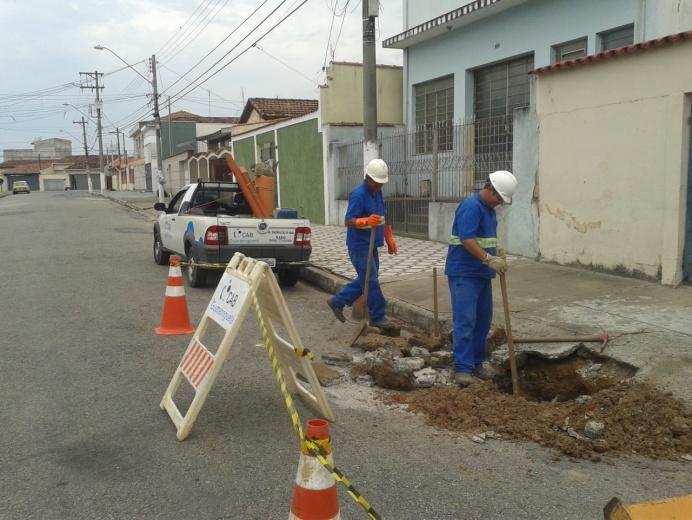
160,253,334,441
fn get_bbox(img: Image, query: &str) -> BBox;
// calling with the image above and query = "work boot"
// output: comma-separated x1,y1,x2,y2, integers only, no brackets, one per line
473,363,498,381
369,318,391,328
454,372,480,387
326,298,346,323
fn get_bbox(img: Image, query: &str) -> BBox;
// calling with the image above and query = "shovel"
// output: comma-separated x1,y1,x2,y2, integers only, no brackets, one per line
348,226,377,348
499,271,520,395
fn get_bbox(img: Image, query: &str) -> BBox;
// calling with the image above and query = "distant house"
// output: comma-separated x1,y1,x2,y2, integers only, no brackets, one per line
190,99,320,195
129,110,239,193
46,156,100,191
382,0,692,284
0,155,101,191
2,137,72,162
239,98,319,123
0,160,41,191
219,65,404,225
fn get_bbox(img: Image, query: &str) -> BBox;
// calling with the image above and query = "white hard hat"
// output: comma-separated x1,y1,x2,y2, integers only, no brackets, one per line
364,158,389,184
489,170,518,203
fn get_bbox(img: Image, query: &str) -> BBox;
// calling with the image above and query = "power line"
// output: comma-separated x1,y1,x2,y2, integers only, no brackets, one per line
168,0,307,103
160,0,231,65
158,0,221,62
254,45,319,86
155,0,216,57
321,3,338,71
161,0,270,94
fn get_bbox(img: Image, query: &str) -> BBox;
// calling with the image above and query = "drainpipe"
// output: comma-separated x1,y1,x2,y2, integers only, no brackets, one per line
638,0,647,41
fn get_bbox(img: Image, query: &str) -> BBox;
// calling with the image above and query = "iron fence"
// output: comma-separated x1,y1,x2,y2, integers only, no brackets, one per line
336,115,513,238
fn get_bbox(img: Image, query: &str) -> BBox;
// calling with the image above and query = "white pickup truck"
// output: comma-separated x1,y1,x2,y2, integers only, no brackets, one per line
152,181,312,287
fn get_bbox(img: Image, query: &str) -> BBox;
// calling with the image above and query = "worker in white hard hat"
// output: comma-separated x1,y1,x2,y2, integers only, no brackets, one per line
445,170,518,387
327,158,398,328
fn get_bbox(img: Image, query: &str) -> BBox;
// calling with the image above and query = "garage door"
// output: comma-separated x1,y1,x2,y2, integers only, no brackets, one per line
44,179,65,191
73,174,102,190
8,174,40,191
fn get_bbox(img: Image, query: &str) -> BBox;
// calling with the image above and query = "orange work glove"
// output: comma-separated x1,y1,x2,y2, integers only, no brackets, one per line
354,214,384,228
384,224,398,255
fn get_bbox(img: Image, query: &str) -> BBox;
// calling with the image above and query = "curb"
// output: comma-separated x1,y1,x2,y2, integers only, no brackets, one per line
301,266,451,336
97,193,158,221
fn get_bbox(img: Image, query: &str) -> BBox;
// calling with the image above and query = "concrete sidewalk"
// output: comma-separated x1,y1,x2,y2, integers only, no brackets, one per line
100,190,692,402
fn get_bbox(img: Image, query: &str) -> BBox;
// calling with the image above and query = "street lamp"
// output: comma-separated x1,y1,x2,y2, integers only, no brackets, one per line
95,44,165,202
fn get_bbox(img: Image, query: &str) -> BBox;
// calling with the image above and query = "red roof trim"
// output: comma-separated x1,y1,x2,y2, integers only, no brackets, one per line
531,31,692,75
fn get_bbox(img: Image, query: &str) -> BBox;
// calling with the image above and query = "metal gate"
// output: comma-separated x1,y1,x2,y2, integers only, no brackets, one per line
336,118,511,239
73,174,101,190
145,163,153,192
44,179,65,191
683,106,692,282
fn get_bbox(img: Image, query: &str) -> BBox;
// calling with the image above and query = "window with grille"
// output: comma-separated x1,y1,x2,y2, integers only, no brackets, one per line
600,24,634,51
473,55,533,185
414,75,454,154
552,37,587,63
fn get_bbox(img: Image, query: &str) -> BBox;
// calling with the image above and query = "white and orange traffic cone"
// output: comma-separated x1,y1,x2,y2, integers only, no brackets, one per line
154,255,195,336
289,419,340,520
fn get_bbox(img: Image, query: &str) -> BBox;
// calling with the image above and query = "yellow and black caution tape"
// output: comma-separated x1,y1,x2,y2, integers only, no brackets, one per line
177,261,228,270
250,290,381,520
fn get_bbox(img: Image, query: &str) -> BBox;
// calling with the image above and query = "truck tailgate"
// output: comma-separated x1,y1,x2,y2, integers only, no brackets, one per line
216,218,308,245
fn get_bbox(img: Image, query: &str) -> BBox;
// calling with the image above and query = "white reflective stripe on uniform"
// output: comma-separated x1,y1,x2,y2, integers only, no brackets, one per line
294,452,335,490
168,266,183,277
475,237,497,248
165,286,187,297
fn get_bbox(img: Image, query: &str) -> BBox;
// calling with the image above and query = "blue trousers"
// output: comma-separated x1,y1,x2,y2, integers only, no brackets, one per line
448,276,493,374
332,248,386,322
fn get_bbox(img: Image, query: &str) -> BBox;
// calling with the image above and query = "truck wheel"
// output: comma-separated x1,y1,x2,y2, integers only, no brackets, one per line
185,246,207,288
278,268,300,287
153,231,170,265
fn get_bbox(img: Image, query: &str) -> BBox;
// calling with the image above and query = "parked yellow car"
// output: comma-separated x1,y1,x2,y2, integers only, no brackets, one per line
12,181,30,194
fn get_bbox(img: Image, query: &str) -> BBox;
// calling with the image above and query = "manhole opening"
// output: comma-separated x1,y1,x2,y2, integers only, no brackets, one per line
495,346,638,402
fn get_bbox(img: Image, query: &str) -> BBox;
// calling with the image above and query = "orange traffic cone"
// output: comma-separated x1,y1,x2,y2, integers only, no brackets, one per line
289,419,340,520
154,255,195,335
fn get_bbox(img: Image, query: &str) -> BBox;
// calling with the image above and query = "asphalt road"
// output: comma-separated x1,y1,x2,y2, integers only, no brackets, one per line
1,191,689,519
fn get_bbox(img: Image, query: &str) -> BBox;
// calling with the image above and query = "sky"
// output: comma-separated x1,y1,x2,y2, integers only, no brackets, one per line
0,0,404,160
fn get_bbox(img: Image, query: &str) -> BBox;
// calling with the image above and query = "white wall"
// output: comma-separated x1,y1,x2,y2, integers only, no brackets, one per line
536,39,692,285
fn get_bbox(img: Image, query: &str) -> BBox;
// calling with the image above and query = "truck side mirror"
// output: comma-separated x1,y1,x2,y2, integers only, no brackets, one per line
154,202,167,212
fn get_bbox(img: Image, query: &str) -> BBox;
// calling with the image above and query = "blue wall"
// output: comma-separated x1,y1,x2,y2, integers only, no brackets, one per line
405,0,642,123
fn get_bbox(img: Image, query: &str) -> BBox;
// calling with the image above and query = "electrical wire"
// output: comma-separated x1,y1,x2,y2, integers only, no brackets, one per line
160,0,232,65
167,0,306,103
161,0,270,94
156,0,216,57
254,45,319,86
158,0,222,63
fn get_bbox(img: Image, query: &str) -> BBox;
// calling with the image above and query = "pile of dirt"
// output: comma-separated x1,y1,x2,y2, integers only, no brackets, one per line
386,381,692,461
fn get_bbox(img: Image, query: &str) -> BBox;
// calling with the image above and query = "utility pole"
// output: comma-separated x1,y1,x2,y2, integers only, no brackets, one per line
115,129,122,190
362,0,379,165
114,128,122,162
73,116,93,193
79,71,105,192
150,54,165,203
123,138,129,189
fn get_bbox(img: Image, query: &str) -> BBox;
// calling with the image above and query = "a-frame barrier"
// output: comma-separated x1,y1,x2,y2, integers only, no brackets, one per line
160,253,334,441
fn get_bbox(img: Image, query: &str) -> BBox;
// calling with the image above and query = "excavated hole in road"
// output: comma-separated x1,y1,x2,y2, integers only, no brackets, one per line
494,346,638,402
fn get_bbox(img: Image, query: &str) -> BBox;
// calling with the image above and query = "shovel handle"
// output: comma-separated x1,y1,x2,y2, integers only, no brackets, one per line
362,226,377,321
499,272,520,395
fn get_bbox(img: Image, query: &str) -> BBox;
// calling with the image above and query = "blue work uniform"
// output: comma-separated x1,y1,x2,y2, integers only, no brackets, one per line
445,193,498,374
332,182,386,322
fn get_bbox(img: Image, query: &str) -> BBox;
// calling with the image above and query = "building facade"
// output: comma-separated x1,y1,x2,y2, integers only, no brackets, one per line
382,0,692,283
